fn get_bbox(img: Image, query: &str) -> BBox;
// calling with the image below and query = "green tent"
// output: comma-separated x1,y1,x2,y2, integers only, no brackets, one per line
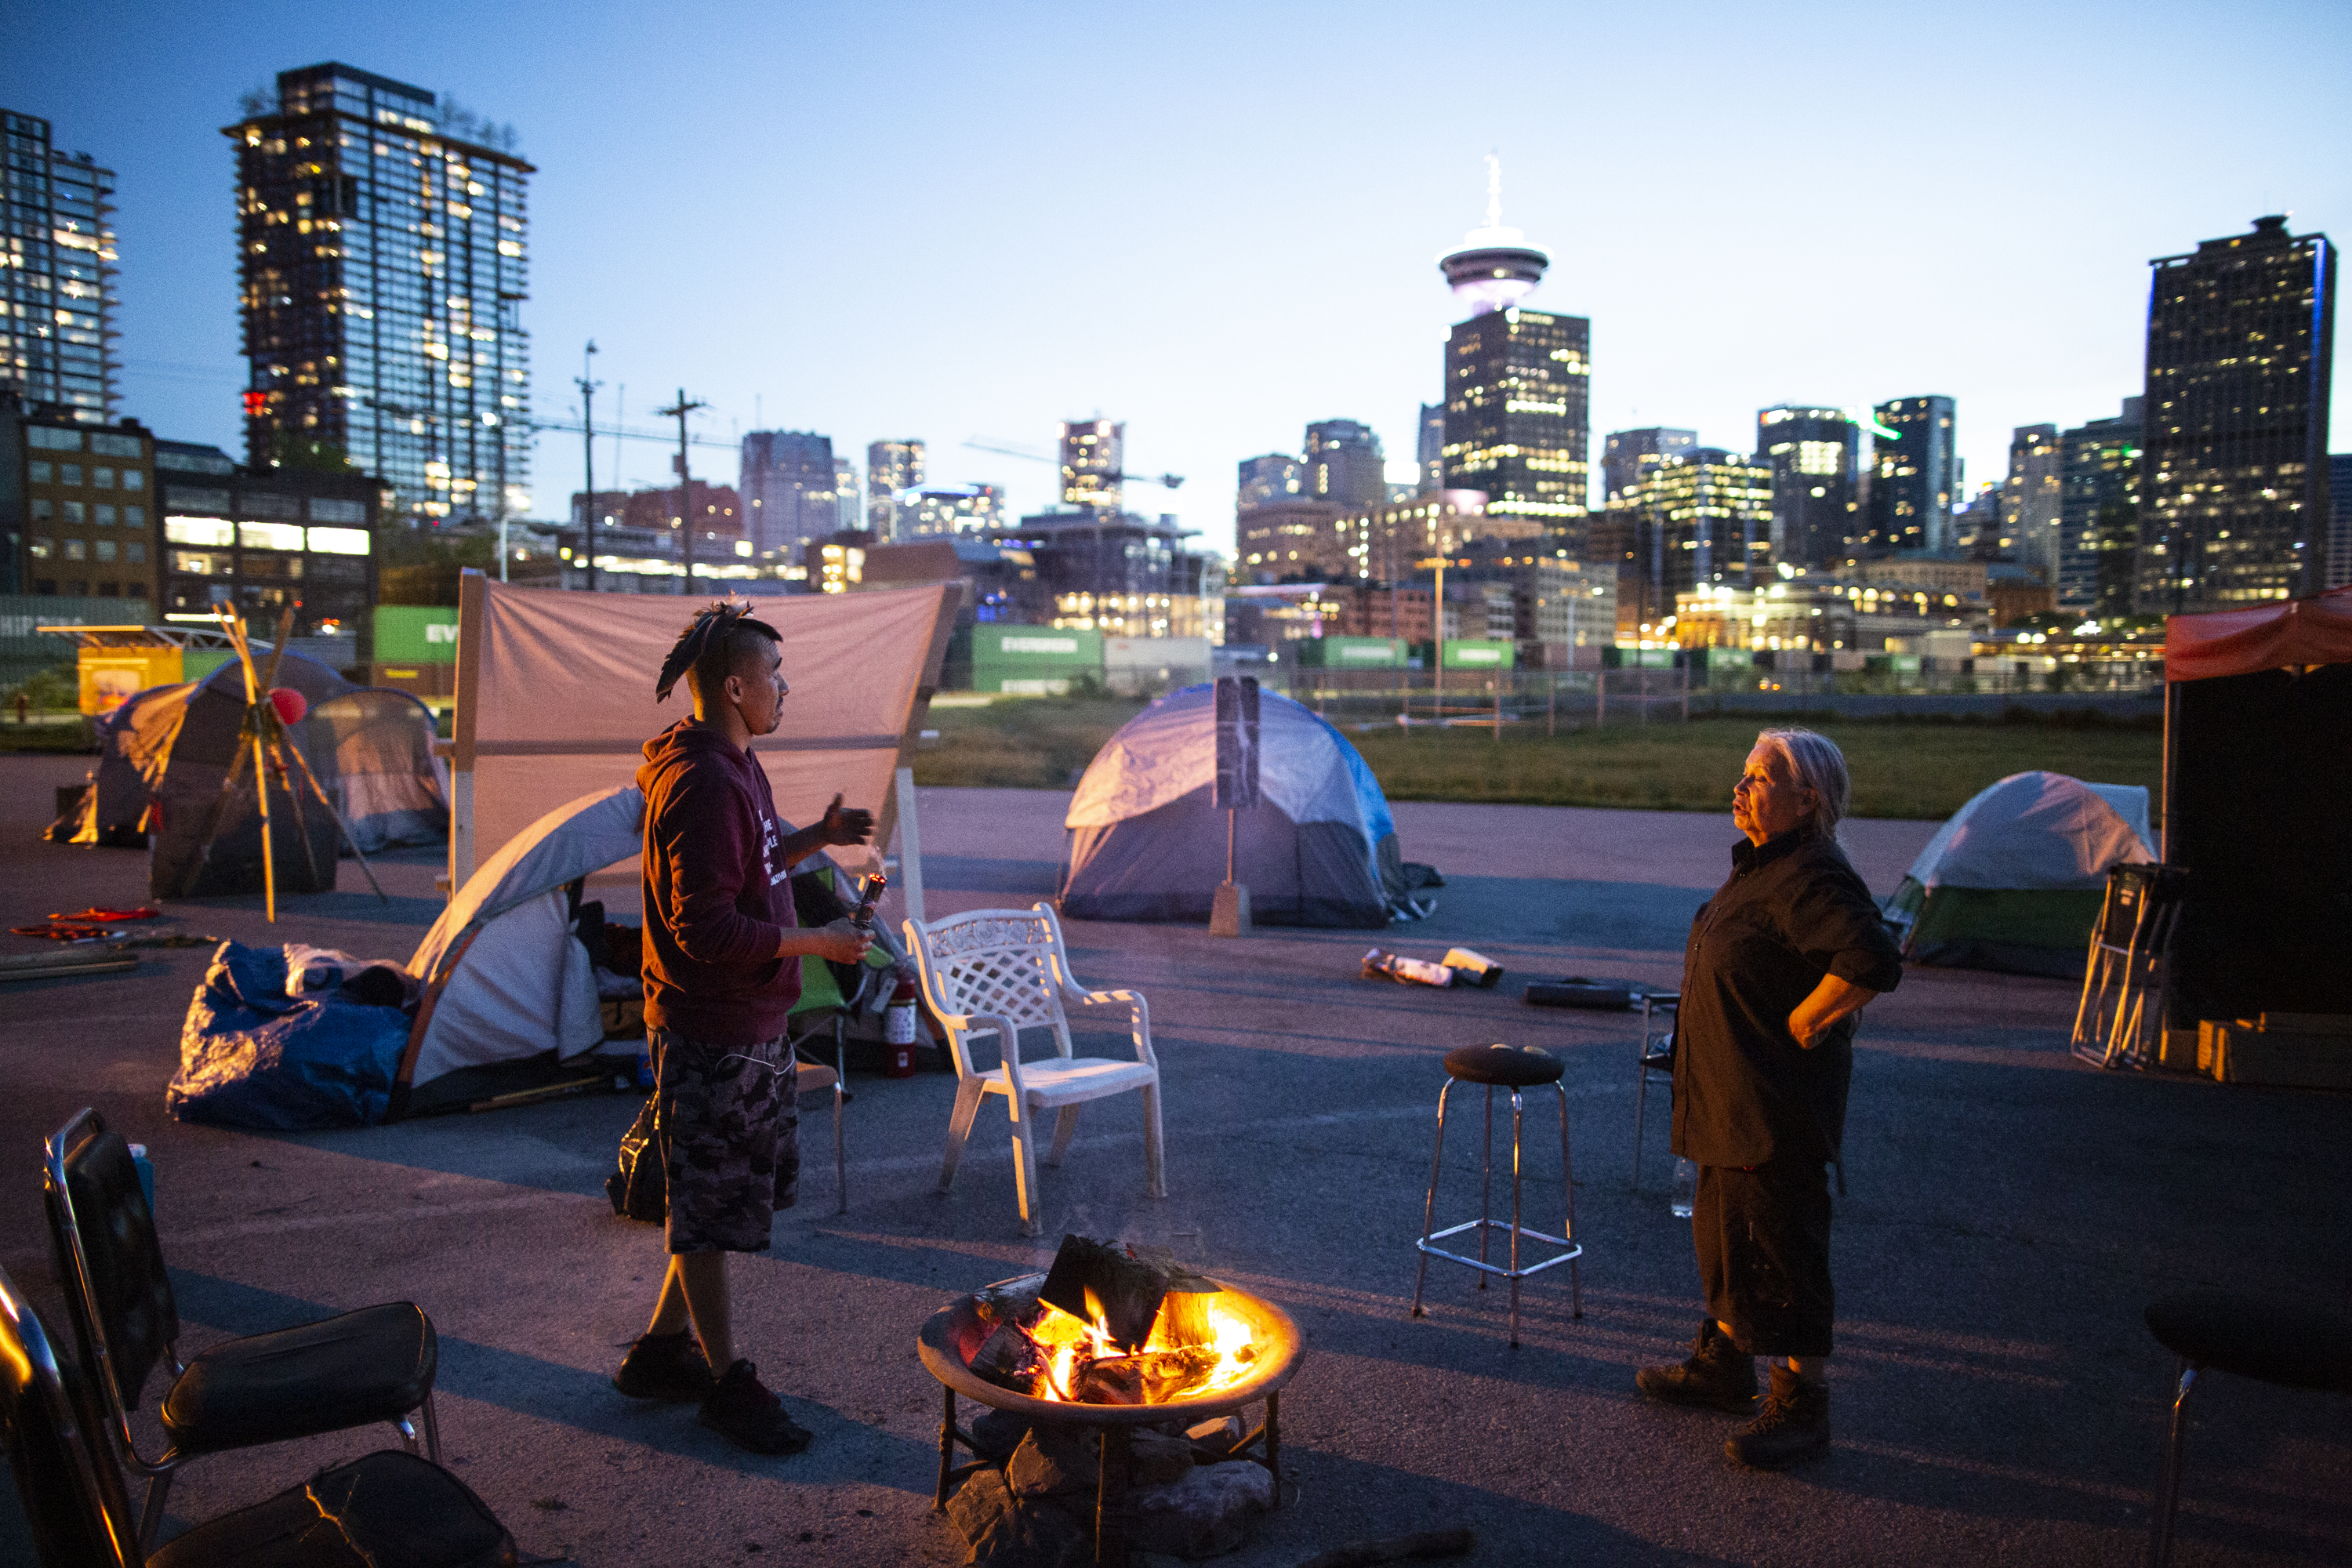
1882,771,2154,978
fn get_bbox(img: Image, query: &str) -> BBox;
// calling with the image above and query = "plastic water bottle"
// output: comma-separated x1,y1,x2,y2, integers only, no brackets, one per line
1671,1158,1697,1220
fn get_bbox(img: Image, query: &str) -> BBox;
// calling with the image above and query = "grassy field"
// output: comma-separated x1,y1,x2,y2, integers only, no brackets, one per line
913,696,2162,821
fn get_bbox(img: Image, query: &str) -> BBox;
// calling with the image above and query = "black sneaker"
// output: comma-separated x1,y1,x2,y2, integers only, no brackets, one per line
613,1330,716,1403
1635,1318,1758,1413
1724,1363,1831,1470
700,1359,813,1454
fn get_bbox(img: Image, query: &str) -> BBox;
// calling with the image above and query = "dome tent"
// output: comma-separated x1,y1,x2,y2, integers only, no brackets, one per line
397,786,642,1116
1882,771,2155,977
1058,683,1419,928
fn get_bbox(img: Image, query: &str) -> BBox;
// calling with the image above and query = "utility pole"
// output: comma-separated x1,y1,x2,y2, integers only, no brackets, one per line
575,341,601,593
655,389,708,595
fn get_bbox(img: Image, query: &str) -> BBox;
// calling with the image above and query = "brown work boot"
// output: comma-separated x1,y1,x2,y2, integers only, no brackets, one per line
1635,1319,1757,1412
1724,1363,1831,1469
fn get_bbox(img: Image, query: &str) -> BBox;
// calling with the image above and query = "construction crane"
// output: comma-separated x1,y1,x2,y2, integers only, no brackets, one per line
964,436,1184,492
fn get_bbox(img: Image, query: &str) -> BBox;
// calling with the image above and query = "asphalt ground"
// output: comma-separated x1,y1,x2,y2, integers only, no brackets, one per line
0,756,2344,1568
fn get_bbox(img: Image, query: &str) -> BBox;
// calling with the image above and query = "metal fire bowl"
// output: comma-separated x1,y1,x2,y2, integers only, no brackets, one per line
917,1273,1306,1426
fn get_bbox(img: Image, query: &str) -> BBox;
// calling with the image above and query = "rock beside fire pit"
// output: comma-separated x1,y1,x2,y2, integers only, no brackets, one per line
951,1425,1277,1566
1127,1463,1277,1560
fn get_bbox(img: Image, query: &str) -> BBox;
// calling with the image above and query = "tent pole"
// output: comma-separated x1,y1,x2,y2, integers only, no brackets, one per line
267,720,327,894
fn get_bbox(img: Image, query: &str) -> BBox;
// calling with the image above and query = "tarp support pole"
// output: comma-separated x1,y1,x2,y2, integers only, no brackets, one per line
449,568,487,898
895,765,927,926
2160,677,2176,862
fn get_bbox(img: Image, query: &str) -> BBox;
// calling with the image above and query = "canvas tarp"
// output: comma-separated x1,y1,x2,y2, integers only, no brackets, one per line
2163,584,2352,682
1882,771,2156,977
451,577,958,901
400,786,641,1110
1058,683,1410,927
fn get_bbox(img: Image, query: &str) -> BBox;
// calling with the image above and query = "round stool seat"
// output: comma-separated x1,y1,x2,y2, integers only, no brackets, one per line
2145,1290,2352,1393
1443,1044,1563,1087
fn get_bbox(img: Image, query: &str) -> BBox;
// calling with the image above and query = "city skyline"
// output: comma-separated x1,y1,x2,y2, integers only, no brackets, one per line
4,0,2346,561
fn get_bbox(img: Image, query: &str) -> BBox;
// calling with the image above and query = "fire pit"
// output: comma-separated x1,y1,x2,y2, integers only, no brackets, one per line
919,1237,1305,1566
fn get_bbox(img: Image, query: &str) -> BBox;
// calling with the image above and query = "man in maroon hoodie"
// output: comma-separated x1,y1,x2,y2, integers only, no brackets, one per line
613,603,874,1454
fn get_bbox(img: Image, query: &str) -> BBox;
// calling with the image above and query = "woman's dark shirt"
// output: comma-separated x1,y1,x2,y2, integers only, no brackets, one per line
1671,826,1904,1169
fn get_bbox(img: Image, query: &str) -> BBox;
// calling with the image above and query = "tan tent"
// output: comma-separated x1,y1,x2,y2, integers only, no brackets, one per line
442,573,958,911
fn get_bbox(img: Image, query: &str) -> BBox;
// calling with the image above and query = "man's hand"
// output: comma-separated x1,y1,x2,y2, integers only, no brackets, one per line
820,793,874,847
807,917,873,967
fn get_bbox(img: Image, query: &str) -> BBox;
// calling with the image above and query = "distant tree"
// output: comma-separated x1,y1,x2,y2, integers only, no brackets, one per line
264,430,354,474
378,529,496,607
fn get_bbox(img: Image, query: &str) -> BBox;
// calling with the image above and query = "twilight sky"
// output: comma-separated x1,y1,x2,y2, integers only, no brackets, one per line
6,0,2347,555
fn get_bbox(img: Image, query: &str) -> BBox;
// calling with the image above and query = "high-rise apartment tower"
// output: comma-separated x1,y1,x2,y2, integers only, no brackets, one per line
2134,216,2336,612
1864,396,1958,554
1442,308,1589,530
1303,419,1386,510
2058,397,2143,616
1061,420,1123,513
739,430,837,555
226,64,532,528
1,111,117,421
866,440,923,535
1753,407,1859,569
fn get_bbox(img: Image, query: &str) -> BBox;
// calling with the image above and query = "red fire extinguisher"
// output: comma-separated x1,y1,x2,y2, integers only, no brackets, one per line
884,972,920,1078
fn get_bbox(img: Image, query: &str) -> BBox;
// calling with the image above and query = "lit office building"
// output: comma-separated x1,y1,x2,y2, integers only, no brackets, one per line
2059,398,2143,616
2332,453,2352,591
1863,396,1958,554
1602,426,1695,506
0,111,116,420
1442,307,1591,529
999,510,1223,641
1060,419,1123,513
153,437,381,649
866,439,923,535
2,394,153,601
1304,419,1386,510
2002,423,2063,577
1236,452,1301,510
833,456,860,531
739,430,837,554
225,64,532,528
1753,408,1858,569
1417,403,1446,493
2135,215,2336,612
1235,499,1345,581
1618,448,1774,634
897,483,1005,539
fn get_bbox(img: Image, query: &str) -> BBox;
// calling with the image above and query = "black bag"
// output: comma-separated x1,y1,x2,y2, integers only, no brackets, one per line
605,1097,664,1223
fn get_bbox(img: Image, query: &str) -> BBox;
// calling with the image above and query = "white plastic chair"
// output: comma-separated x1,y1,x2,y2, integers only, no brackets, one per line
902,902,1166,1236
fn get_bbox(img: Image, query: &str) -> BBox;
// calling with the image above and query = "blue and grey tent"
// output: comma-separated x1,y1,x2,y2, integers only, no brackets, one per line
1058,684,1426,927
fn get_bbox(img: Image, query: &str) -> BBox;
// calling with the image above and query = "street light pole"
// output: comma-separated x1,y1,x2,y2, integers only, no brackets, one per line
575,340,601,593
655,388,708,595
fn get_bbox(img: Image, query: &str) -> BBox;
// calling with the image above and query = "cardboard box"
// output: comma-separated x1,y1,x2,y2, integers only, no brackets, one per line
2156,1029,2201,1073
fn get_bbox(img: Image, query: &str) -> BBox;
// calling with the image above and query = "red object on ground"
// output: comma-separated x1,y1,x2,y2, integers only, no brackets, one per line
268,687,309,725
48,907,160,922
2164,586,2352,682
12,923,123,942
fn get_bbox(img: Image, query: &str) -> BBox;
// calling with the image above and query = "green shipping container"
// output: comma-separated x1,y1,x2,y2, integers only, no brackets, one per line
374,605,463,664
1602,647,1675,670
1296,636,1404,669
1439,638,1514,671
969,625,1102,692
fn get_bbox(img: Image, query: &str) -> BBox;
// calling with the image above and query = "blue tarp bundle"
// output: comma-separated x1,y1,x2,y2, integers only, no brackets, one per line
167,941,412,1130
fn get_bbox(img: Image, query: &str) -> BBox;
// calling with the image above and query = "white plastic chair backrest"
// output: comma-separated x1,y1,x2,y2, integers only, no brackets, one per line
905,904,1076,1077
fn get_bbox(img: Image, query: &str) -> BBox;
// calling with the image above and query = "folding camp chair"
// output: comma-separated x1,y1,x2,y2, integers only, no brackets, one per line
1629,992,1678,1190
44,1109,442,1552
0,1262,513,1568
787,955,855,1215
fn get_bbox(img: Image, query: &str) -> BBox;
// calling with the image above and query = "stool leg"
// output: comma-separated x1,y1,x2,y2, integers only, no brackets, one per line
2147,1358,2196,1568
1632,1000,1652,1189
1508,1087,1525,1348
935,1385,956,1509
1556,1080,1581,1320
1477,1085,1494,1289
1410,1080,1453,1318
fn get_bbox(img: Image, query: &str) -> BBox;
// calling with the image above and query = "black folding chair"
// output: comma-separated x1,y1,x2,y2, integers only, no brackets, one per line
1629,992,1677,1190
0,1262,516,1568
43,1109,443,1552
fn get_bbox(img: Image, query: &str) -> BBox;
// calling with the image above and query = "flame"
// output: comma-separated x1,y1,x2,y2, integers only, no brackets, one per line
1022,1288,1260,1403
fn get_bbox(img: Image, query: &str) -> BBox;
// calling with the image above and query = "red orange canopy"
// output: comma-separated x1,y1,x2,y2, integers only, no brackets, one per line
2164,586,2352,682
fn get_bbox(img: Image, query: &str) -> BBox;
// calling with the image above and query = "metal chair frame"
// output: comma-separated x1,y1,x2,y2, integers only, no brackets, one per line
2073,865,2184,1070
1629,992,1678,1190
45,1109,441,1551
1410,1076,1582,1347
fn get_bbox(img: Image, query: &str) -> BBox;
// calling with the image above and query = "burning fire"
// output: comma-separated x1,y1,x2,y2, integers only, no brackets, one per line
1008,1285,1260,1405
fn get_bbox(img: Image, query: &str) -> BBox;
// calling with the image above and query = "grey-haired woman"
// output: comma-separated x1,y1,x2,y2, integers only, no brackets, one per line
1635,728,1903,1469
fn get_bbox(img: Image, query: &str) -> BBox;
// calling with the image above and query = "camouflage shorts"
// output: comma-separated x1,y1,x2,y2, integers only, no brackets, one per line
652,1028,799,1254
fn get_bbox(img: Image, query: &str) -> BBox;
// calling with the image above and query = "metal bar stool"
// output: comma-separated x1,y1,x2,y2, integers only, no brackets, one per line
1410,1044,1581,1347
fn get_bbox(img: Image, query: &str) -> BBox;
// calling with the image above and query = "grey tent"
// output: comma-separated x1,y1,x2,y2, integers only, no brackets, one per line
1058,683,1417,927
51,651,447,893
